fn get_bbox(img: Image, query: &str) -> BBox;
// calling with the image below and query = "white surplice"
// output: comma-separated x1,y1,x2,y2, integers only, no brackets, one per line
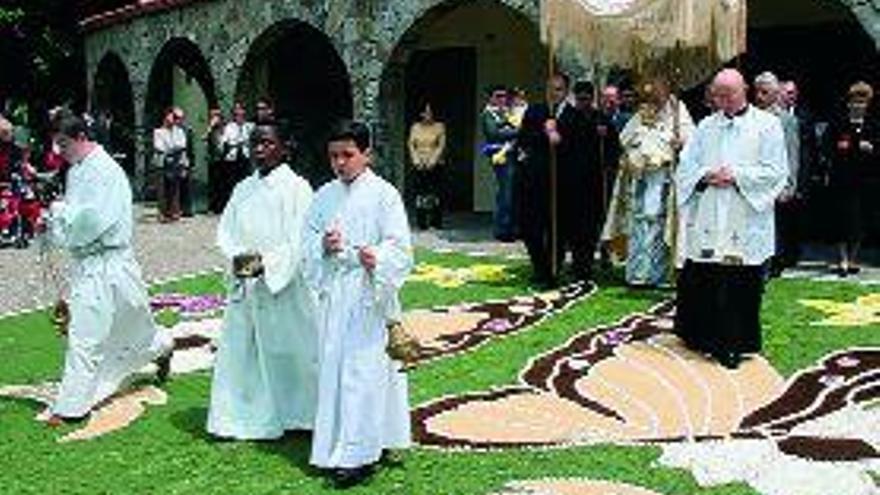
304,168,413,469
207,164,318,439
676,105,789,267
48,145,172,418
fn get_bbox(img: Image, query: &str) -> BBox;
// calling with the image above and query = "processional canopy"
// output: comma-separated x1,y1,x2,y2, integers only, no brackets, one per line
541,0,747,87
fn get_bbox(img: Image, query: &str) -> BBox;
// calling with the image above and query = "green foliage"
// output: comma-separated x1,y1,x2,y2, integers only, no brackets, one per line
0,8,25,25
0,1,85,131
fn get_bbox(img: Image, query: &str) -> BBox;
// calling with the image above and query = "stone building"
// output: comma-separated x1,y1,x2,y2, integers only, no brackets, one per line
79,0,880,212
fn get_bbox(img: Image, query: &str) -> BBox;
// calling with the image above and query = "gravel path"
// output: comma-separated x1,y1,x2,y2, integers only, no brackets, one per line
2,208,875,316
0,208,225,316
0,211,525,316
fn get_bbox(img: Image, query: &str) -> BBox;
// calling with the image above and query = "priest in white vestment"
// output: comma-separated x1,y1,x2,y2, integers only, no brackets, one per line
45,109,173,425
304,120,413,489
674,69,788,369
207,122,318,439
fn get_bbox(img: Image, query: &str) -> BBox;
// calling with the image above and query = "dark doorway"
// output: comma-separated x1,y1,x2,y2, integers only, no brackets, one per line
405,47,477,212
237,21,353,188
741,14,880,243
145,38,217,131
144,38,217,206
92,53,136,175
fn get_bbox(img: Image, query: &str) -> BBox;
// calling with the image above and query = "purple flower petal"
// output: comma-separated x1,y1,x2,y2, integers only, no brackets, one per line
482,318,515,332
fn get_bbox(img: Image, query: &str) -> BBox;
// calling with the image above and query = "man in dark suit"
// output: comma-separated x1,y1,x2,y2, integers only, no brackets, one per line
515,74,577,287
563,80,605,282
777,80,817,269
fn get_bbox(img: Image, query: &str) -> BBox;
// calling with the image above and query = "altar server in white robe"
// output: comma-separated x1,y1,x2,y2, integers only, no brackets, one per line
44,109,173,426
674,69,788,370
207,121,318,439
304,120,413,489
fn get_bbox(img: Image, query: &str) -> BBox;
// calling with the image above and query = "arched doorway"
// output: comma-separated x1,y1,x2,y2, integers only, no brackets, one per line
744,0,880,242
92,52,136,175
746,0,878,120
145,37,217,207
236,20,353,188
380,0,545,214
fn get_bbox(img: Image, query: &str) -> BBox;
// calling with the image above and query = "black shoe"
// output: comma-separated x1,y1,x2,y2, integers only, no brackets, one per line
332,465,374,489
154,351,173,385
573,267,594,283
714,351,741,370
847,265,862,275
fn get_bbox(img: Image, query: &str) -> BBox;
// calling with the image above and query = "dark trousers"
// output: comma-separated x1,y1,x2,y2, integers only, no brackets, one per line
522,225,554,284
493,162,515,239
413,167,443,229
208,161,223,214
161,174,181,220
179,174,192,216
774,198,801,271
675,261,764,355
558,210,598,281
216,158,251,213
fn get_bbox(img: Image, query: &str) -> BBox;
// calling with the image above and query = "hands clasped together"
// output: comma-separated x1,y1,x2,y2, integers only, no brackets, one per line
323,226,377,272
704,165,736,188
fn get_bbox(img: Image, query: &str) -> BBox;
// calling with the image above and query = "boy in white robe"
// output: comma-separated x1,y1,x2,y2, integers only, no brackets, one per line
44,109,173,426
674,69,788,369
207,122,318,439
304,120,413,488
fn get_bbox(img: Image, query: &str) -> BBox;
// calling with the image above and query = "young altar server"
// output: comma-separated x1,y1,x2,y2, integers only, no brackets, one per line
207,121,318,439
304,120,414,488
44,109,173,426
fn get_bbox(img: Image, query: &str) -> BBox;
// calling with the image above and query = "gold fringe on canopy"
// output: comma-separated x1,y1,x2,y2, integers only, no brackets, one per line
541,0,746,87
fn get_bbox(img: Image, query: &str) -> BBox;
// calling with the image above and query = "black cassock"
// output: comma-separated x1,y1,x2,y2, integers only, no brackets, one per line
674,261,765,356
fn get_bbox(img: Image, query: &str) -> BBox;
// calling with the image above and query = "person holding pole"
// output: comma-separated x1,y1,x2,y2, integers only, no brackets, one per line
516,73,576,288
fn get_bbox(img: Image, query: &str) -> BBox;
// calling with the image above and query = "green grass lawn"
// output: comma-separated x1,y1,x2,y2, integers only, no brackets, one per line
0,251,877,495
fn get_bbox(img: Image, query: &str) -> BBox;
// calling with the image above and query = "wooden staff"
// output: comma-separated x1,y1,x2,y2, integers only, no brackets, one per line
668,43,684,282
547,27,559,281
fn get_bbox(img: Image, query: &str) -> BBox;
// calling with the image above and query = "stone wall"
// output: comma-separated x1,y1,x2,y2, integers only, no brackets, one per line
84,0,545,194
83,0,880,198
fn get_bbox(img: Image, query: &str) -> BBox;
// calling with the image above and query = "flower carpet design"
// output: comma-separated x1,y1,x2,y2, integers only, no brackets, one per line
0,283,594,442
150,293,226,319
404,282,595,363
489,478,663,495
0,382,167,443
799,293,880,326
408,262,510,288
155,281,596,375
411,305,880,495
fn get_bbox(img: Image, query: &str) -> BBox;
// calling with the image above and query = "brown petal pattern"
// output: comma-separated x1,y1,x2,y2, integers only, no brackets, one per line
412,304,880,462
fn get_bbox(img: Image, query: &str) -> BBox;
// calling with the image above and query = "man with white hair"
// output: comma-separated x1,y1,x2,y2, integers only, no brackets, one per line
753,71,801,276
675,68,788,369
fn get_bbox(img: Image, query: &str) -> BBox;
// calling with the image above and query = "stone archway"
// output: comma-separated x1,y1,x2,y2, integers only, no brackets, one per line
378,0,545,213
92,52,137,175
144,37,217,207
235,20,353,188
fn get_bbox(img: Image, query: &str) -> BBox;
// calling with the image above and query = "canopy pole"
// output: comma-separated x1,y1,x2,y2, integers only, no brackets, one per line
547,25,559,282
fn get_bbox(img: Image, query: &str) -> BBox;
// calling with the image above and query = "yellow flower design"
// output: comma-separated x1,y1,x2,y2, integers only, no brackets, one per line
408,263,509,288
799,293,880,327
